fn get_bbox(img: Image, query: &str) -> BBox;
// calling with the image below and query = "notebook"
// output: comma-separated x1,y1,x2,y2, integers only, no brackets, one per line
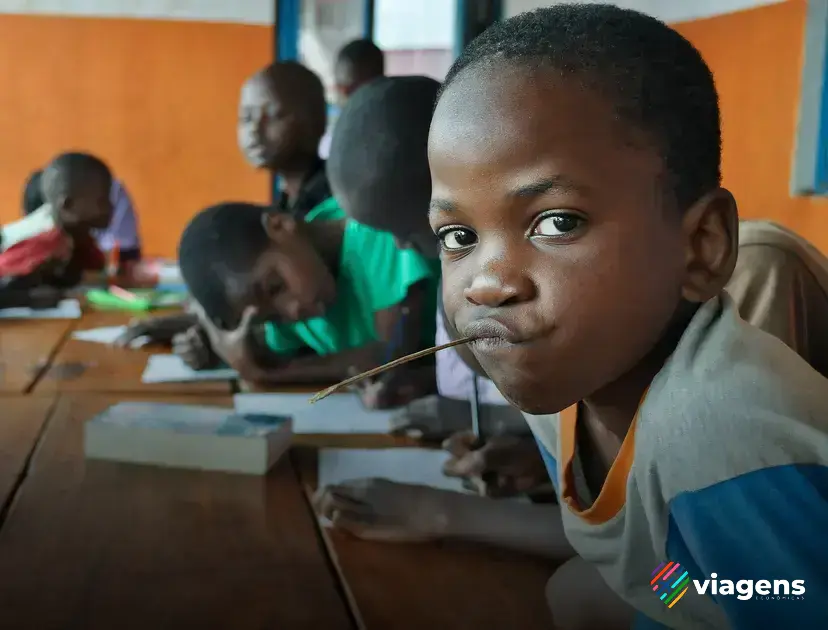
141,354,238,383
233,392,395,434
0,298,81,320
84,402,292,475
72,325,149,348
318,448,467,493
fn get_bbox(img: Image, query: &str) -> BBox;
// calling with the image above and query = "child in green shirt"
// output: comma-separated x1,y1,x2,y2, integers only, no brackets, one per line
179,201,438,394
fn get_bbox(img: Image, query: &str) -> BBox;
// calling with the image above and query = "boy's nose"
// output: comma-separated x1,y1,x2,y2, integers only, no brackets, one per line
463,271,535,308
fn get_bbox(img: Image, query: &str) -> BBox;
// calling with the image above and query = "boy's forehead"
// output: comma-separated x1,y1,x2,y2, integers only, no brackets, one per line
240,73,283,107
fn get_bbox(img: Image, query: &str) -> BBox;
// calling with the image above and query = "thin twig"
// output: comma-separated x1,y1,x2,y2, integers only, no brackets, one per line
309,336,477,403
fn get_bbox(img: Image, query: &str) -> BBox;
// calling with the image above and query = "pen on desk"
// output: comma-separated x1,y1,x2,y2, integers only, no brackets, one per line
471,375,482,440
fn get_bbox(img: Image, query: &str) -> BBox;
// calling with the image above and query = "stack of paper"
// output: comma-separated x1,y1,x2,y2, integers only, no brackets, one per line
0,299,81,320
318,448,467,492
141,354,238,383
84,402,292,475
72,325,149,348
233,392,394,434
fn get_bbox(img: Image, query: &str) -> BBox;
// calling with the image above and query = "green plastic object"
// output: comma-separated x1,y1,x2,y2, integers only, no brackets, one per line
85,288,188,312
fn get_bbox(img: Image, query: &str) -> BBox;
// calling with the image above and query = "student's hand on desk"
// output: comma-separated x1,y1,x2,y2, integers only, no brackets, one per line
27,286,63,310
313,478,452,543
442,431,549,498
172,325,220,370
351,366,436,410
196,306,258,373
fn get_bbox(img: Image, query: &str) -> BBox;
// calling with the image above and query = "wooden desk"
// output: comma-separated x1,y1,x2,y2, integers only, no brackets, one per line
294,448,554,630
36,311,233,396
0,319,75,393
0,394,354,629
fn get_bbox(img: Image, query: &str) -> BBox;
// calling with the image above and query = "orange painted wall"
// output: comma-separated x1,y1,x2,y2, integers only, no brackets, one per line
0,14,272,258
674,0,828,253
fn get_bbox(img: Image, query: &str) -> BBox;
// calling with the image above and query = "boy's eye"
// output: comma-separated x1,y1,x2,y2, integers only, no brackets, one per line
438,227,478,251
532,213,583,237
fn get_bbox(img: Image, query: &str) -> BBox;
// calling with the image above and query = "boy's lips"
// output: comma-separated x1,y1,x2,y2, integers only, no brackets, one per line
460,318,539,348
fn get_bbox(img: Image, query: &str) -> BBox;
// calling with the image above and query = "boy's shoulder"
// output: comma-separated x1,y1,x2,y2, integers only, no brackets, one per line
635,295,828,497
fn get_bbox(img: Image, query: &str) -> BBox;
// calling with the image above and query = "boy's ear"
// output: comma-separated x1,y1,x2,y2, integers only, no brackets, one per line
261,212,298,241
680,187,739,303
55,195,73,213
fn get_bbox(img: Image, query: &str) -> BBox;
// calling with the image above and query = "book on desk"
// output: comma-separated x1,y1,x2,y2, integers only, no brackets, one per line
84,402,292,475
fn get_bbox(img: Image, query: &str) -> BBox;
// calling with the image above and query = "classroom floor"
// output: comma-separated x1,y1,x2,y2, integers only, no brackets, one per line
0,305,553,629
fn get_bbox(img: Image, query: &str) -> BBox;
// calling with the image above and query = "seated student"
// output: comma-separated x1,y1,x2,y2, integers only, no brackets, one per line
1,152,112,293
238,61,332,217
314,7,828,630
326,74,523,425
176,201,438,397
22,163,142,270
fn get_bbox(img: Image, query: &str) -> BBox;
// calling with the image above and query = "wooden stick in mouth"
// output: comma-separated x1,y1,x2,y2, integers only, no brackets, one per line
308,336,477,403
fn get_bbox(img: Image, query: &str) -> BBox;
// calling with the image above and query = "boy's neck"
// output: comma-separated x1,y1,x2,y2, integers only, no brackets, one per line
277,153,320,201
303,220,345,272
582,301,699,438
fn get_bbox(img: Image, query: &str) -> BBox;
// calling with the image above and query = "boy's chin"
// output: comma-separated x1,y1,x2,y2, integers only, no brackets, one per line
486,367,577,417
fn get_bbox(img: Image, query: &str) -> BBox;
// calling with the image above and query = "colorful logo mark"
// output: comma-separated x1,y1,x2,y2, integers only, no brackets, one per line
651,561,690,608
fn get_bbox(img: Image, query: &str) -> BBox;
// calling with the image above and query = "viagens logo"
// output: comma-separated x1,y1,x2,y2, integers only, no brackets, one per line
651,562,806,606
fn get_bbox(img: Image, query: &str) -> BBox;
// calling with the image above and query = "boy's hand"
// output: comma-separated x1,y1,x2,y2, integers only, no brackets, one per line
442,431,549,498
351,366,436,410
312,478,452,543
172,325,220,370
195,306,257,372
27,286,63,310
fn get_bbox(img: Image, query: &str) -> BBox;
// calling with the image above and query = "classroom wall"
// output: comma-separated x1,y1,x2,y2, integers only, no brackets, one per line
673,0,828,254
0,1,273,259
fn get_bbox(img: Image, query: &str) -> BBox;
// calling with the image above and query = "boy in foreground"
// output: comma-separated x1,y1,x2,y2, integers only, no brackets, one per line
315,6,828,629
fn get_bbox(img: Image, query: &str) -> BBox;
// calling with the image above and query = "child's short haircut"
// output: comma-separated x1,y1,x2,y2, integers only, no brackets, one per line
263,62,328,145
336,39,384,79
41,152,112,203
442,4,720,211
178,203,270,327
327,75,440,234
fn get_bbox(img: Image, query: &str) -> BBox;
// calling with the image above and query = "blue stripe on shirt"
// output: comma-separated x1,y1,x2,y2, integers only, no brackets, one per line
665,463,828,630
534,438,559,492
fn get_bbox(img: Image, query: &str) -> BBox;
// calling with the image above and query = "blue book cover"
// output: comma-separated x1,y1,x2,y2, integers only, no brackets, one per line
89,402,290,438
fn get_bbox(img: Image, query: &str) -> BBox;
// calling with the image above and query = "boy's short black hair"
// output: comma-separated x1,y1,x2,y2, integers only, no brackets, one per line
336,39,384,79
263,62,328,144
178,202,271,327
327,75,440,234
40,152,112,203
441,4,721,211
22,169,45,215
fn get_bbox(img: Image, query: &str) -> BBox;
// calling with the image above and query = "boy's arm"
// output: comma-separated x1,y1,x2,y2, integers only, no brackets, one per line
314,478,575,562
240,281,431,385
665,463,828,629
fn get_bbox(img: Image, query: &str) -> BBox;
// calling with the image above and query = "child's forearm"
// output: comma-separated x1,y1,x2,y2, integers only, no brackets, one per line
443,493,576,562
243,343,383,385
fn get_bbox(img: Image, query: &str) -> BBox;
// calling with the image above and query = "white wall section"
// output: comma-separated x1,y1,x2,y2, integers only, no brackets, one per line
0,0,274,24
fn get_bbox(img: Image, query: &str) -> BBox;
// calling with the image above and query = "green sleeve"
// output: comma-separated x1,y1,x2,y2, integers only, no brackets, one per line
262,321,305,354
342,220,433,312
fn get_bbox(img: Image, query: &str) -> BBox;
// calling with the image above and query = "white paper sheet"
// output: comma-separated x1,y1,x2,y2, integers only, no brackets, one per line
233,392,394,434
318,448,467,493
0,298,81,320
141,354,238,383
72,325,149,348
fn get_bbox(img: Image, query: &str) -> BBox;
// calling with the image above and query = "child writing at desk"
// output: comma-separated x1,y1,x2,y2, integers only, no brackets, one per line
314,6,828,629
0,153,112,308
175,200,438,397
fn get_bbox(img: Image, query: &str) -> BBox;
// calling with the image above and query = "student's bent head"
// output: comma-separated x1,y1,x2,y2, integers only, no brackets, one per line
238,62,327,171
328,75,440,258
41,152,113,231
334,39,385,104
178,203,336,329
429,5,739,414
